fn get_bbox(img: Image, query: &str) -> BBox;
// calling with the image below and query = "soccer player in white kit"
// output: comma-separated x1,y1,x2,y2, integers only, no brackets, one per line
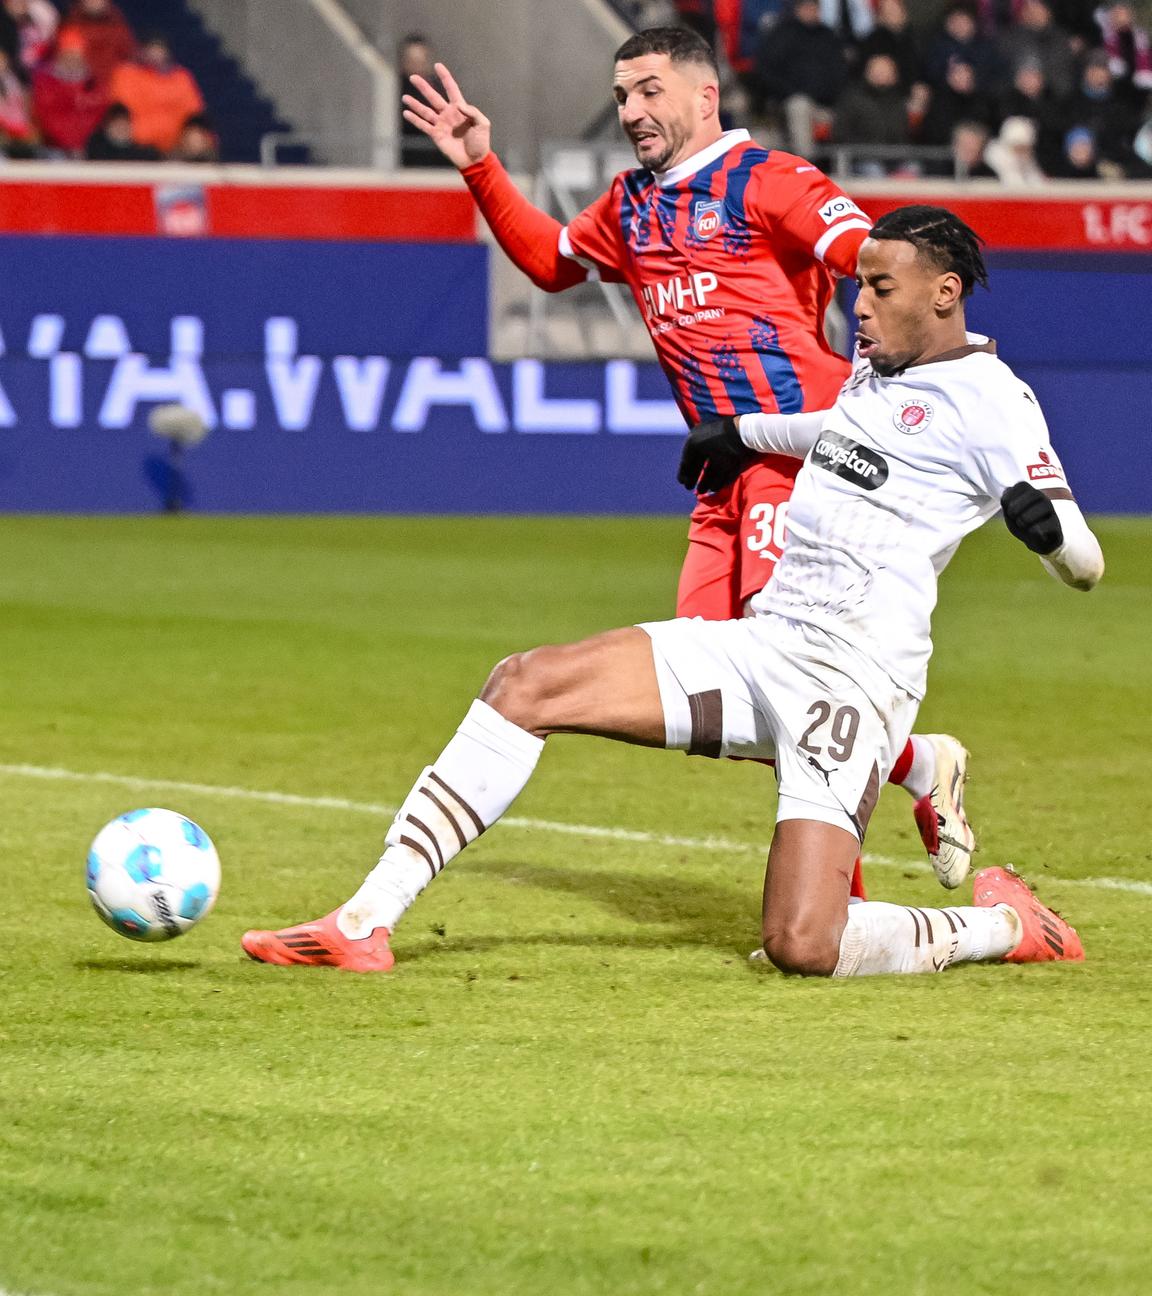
243,206,1103,977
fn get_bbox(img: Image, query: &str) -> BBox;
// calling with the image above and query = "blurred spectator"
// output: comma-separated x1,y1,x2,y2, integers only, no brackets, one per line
951,119,999,175
920,58,996,144
84,100,160,159
995,0,1077,98
817,0,874,46
109,32,203,154
1048,123,1122,174
1135,104,1152,165
754,0,848,152
0,46,33,155
0,0,57,78
61,0,135,89
32,28,106,154
1060,50,1142,166
997,59,1065,166
834,53,912,165
674,0,718,46
397,33,453,168
924,3,999,91
857,0,925,90
984,113,1047,181
1046,0,1101,48
1094,2,1152,103
170,111,218,163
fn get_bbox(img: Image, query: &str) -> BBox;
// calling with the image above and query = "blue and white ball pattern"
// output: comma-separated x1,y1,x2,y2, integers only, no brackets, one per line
86,808,221,942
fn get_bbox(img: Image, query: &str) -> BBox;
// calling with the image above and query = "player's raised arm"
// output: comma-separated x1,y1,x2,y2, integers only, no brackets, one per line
403,62,587,293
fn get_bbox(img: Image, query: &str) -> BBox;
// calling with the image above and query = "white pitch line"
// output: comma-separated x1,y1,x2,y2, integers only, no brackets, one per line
2,761,1149,898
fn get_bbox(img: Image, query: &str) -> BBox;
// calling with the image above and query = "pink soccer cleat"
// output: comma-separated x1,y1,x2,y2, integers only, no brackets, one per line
241,908,395,972
973,865,1085,963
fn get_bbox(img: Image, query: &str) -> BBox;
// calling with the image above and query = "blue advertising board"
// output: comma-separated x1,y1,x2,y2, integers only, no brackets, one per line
0,238,1147,513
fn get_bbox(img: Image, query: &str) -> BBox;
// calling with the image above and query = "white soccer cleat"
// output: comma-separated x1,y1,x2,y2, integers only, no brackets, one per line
912,734,976,889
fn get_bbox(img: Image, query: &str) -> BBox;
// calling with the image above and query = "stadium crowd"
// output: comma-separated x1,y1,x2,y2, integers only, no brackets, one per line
622,0,1152,178
0,0,217,162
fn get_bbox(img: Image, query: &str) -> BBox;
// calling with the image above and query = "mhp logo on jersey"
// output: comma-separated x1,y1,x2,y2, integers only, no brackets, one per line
812,431,889,490
692,199,724,241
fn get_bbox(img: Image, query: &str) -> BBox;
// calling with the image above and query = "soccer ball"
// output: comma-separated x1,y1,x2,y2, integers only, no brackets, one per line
86,808,221,942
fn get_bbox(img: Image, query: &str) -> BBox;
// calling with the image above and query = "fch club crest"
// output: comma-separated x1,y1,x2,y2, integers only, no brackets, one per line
692,199,724,241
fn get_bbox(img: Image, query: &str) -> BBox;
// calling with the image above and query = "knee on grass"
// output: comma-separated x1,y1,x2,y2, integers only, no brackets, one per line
761,923,840,977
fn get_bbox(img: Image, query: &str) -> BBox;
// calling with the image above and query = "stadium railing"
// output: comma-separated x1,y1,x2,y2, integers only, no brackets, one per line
188,0,396,168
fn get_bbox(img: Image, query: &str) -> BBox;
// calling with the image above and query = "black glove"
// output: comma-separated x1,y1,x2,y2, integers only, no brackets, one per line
1001,481,1064,554
677,416,755,494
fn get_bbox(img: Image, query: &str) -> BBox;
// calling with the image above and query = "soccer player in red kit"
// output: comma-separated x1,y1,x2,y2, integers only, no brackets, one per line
402,27,974,892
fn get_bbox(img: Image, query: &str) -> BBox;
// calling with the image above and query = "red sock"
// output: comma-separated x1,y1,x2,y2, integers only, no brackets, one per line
888,738,915,787
850,857,867,901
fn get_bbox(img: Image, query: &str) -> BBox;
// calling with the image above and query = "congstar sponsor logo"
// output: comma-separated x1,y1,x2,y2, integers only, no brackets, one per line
812,431,889,490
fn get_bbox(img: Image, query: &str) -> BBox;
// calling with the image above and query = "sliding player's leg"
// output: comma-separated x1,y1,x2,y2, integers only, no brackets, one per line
755,667,1081,976
241,627,671,971
733,460,976,888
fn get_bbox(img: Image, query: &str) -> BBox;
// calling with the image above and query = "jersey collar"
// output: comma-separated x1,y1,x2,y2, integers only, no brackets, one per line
652,129,751,188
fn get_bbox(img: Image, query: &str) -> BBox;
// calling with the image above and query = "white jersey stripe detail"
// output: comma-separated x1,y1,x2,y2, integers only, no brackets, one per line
814,217,873,263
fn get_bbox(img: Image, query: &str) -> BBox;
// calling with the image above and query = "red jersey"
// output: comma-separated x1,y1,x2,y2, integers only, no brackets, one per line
559,131,871,423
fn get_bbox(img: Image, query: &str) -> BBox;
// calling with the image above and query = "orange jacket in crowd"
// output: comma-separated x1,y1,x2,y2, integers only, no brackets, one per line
107,56,203,152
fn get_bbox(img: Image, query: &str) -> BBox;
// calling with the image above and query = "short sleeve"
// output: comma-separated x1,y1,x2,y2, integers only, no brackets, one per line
749,160,872,278
966,382,1075,504
561,182,629,285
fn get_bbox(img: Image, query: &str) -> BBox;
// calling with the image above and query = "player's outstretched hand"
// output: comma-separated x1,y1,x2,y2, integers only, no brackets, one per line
678,417,754,494
402,62,491,169
1001,481,1064,554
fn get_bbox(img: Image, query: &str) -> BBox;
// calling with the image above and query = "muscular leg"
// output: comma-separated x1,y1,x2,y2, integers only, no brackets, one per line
758,817,1021,978
482,627,666,745
330,627,669,941
760,819,858,975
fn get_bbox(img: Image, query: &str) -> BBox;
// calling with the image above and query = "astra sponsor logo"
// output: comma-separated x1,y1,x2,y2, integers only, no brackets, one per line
1027,448,1065,482
812,431,889,490
640,271,719,319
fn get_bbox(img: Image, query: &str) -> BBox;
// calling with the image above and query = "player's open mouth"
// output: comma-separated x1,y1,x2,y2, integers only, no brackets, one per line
856,332,879,357
631,131,660,147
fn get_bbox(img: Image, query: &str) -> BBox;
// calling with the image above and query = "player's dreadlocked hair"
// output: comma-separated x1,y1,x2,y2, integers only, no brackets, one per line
615,26,720,77
868,206,989,298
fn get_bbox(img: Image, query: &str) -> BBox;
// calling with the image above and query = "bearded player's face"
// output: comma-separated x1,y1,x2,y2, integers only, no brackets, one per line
613,54,714,172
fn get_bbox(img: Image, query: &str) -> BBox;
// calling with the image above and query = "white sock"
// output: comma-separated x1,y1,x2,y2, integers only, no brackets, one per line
337,700,544,938
895,734,936,800
833,901,1021,976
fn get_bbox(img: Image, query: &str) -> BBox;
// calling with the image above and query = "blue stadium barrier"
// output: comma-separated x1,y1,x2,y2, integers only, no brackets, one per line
0,238,1147,513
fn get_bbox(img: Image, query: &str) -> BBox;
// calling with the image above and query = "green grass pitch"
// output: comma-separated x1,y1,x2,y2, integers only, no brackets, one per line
1,514,1150,1296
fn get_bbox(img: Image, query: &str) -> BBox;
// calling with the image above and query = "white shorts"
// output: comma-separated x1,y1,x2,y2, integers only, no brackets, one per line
639,613,919,840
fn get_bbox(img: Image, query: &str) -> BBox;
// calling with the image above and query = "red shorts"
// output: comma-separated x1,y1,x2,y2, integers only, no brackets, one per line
675,455,800,620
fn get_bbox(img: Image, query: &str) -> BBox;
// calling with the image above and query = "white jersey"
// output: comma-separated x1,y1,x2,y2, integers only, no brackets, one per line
749,335,1074,698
